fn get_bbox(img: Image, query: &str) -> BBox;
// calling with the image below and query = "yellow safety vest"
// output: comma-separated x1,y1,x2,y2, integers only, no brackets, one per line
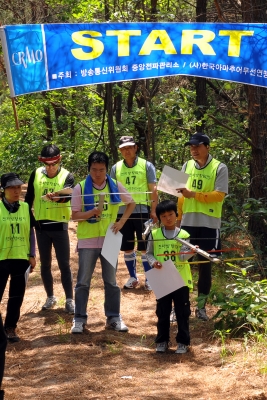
77,179,120,239
183,158,223,218
152,228,193,290
33,167,71,222
115,158,148,205
0,201,30,260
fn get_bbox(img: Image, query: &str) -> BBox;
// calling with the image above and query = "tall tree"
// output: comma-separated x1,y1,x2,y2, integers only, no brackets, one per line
195,0,207,131
241,0,267,260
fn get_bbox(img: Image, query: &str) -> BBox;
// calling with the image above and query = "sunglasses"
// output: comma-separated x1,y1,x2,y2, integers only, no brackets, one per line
44,161,59,167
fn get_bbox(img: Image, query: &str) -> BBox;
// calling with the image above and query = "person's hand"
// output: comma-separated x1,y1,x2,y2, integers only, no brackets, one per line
150,210,158,224
153,261,162,269
192,245,199,253
45,192,57,202
111,220,124,234
90,207,102,218
29,256,36,272
176,187,195,199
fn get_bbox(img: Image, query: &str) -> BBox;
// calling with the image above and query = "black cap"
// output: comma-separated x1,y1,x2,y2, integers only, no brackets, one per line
185,132,210,146
119,136,136,148
0,173,24,189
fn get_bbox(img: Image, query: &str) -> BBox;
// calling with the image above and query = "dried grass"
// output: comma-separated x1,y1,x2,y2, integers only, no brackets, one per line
1,221,267,400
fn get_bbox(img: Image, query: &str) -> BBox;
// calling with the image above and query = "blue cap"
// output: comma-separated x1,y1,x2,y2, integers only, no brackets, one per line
185,132,210,146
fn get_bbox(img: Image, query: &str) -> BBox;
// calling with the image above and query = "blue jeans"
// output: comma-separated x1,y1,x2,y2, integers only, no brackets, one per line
74,248,121,323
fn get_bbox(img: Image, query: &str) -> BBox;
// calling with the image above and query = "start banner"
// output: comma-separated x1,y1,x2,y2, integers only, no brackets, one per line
1,22,267,97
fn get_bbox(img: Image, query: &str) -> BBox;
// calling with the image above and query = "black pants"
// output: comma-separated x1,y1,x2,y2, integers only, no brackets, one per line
155,286,191,346
118,212,150,252
181,226,221,296
36,230,73,299
0,315,7,391
0,259,29,328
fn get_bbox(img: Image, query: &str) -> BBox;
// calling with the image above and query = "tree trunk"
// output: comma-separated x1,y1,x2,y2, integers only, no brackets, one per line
114,83,122,124
41,93,53,140
105,83,118,162
242,0,267,264
195,0,207,131
42,105,53,140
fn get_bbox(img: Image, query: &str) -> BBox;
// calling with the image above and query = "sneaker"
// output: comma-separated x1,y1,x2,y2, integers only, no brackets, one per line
42,296,57,310
195,307,209,321
175,343,188,354
71,321,84,334
144,280,152,291
5,327,20,343
65,299,75,314
156,341,168,353
106,317,129,332
170,307,177,323
123,277,139,289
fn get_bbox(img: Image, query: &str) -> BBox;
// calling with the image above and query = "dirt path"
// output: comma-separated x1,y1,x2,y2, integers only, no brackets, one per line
1,221,267,400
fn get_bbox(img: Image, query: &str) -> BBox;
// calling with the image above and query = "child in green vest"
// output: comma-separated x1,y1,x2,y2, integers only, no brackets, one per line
146,200,193,354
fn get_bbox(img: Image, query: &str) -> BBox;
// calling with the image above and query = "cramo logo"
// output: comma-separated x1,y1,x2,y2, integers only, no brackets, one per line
12,47,43,68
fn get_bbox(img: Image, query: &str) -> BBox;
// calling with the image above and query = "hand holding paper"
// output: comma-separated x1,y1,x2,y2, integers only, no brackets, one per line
176,187,195,198
157,165,189,197
145,259,185,299
101,223,123,268
41,187,73,201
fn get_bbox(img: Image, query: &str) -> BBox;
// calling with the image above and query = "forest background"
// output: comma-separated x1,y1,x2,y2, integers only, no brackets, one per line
0,0,267,400
0,0,267,371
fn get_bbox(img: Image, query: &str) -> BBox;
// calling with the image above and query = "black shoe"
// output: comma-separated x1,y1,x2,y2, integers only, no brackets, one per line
0,389,4,400
195,308,209,321
5,327,20,342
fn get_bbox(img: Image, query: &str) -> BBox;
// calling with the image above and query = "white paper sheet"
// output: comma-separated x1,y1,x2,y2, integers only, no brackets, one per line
145,259,185,299
101,223,123,268
157,165,189,197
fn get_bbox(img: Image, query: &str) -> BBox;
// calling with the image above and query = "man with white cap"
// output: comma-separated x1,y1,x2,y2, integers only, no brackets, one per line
25,144,75,313
177,132,228,321
110,136,158,291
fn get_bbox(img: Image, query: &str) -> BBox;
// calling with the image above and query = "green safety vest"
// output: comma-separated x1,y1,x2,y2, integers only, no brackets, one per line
183,158,223,218
152,228,193,290
0,201,30,260
77,179,120,239
115,157,148,205
33,167,71,222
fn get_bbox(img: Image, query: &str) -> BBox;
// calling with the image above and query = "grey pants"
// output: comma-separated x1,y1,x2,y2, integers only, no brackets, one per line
36,229,73,299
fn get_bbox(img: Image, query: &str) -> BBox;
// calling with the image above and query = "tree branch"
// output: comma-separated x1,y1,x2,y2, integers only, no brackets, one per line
207,113,259,150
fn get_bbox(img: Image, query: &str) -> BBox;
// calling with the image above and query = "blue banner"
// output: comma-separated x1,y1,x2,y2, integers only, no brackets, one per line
1,22,267,96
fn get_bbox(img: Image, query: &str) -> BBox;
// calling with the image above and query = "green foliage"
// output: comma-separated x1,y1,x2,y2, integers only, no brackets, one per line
196,293,208,309
152,79,199,169
0,86,106,182
220,194,267,277
213,329,234,361
55,314,71,341
211,265,267,337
